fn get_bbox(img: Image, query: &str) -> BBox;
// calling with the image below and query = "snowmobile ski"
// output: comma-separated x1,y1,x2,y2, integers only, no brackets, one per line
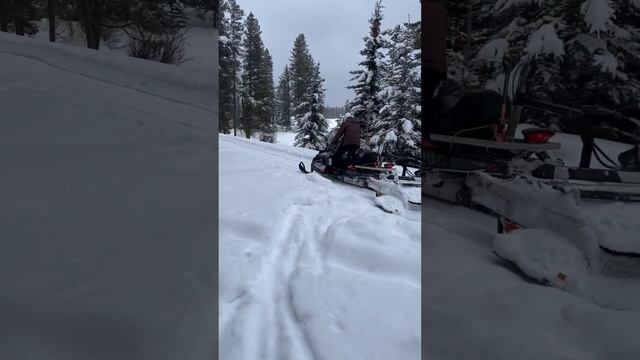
298,161,310,174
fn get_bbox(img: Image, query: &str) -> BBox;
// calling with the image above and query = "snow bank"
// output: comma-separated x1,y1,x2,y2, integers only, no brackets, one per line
276,131,297,146
0,32,217,128
1,32,216,359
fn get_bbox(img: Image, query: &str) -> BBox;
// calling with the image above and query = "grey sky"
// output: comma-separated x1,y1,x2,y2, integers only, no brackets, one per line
236,0,420,107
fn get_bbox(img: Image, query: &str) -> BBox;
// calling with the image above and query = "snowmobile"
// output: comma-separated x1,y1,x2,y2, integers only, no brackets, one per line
424,56,640,207
298,128,421,209
423,58,563,206
423,54,640,283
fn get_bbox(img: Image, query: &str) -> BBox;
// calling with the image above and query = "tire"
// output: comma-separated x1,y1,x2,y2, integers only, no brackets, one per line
455,188,471,207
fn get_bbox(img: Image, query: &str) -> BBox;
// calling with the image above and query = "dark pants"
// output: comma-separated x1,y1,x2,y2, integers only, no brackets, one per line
333,144,359,169
423,68,447,140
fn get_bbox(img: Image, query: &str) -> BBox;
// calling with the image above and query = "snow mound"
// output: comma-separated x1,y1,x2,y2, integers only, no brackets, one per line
584,201,640,255
494,228,640,311
374,195,405,215
474,173,640,310
494,229,590,288
469,172,586,230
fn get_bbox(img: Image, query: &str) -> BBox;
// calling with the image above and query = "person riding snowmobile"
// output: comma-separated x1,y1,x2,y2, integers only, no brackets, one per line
331,113,361,169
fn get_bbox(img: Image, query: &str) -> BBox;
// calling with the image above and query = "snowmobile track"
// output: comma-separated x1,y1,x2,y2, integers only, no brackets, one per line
220,204,321,360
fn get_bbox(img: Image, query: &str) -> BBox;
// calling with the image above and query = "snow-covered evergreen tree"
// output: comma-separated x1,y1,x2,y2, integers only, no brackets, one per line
224,0,245,135
286,33,327,148
256,48,276,139
465,0,640,130
347,0,385,147
275,65,293,131
373,21,421,155
240,12,273,139
218,0,233,134
293,60,328,150
289,34,314,124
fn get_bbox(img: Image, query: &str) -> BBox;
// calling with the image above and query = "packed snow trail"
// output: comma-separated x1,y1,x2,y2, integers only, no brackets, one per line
219,134,420,360
1,33,216,359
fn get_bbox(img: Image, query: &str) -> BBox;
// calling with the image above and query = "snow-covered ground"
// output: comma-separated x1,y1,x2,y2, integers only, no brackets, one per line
275,131,297,147
425,127,640,359
0,32,216,359
219,135,420,359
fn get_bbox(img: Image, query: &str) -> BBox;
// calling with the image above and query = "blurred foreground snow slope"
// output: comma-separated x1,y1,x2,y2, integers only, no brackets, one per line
0,32,217,359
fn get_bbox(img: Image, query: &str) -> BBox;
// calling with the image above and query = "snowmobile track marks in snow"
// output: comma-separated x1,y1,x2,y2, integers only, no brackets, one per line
220,204,320,360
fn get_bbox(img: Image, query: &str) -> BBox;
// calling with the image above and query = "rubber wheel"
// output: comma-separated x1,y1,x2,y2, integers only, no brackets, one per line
455,188,471,207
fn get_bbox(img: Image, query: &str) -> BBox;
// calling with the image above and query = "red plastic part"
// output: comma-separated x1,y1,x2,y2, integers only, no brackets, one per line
523,129,555,144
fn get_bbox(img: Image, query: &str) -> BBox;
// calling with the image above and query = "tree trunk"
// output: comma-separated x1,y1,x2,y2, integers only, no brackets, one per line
15,18,24,35
212,0,219,29
80,0,102,50
233,75,237,136
48,0,55,42
0,0,10,32
87,22,101,49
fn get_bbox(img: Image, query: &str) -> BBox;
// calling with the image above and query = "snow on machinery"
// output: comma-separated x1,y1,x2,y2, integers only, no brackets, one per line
424,55,640,207
299,125,421,209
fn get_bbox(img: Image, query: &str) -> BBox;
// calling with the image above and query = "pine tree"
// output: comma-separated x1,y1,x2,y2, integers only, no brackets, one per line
347,0,385,147
1,0,41,36
294,60,328,150
218,0,233,133
289,34,314,124
220,0,244,135
240,12,273,139
462,0,640,130
257,48,276,139
442,0,492,87
373,21,421,155
275,65,293,130
125,1,188,64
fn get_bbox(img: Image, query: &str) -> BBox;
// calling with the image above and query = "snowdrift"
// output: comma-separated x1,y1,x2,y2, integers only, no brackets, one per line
0,32,217,128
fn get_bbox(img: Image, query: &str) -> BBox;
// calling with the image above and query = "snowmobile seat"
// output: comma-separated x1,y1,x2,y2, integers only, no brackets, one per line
357,150,379,167
431,89,503,140
449,89,503,138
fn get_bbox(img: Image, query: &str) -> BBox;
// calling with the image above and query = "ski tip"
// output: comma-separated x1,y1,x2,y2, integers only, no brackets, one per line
299,161,309,174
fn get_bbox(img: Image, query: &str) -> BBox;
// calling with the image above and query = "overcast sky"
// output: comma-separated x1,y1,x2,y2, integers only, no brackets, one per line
236,0,420,107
